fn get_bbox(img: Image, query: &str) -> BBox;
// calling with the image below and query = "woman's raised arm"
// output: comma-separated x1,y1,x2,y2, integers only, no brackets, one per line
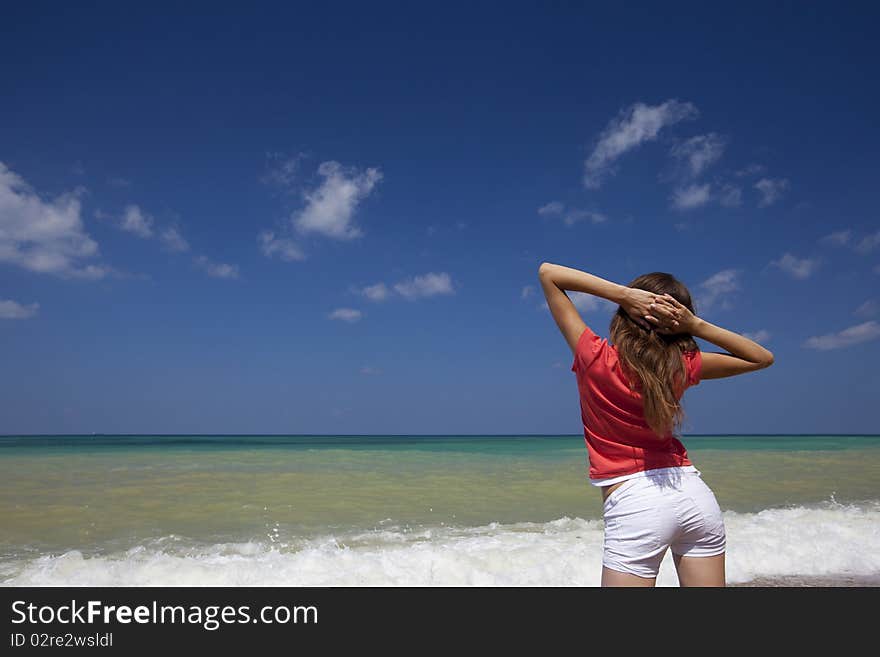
649,294,775,379
537,262,674,351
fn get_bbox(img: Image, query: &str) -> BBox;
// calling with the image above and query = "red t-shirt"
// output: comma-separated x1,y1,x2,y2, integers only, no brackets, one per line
570,325,702,481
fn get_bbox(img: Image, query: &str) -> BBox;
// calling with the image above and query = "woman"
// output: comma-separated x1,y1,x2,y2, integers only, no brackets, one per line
538,262,774,587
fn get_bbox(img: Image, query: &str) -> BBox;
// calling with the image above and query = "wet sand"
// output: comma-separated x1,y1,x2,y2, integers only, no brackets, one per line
733,575,880,587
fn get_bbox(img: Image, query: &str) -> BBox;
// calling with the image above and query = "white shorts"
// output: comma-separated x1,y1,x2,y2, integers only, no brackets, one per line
602,468,726,578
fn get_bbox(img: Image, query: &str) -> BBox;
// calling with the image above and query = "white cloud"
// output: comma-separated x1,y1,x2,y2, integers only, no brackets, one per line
329,308,362,322
107,176,132,188
804,320,880,351
569,292,602,312
755,178,789,207
539,293,616,314
194,255,239,279
0,162,106,279
670,133,725,177
537,201,564,216
258,230,304,262
537,201,606,226
261,152,306,189
359,366,381,375
699,269,740,310
360,282,390,302
352,275,454,303
820,229,852,247
119,204,154,238
671,183,712,210
855,230,880,255
584,99,698,189
743,329,771,343
101,204,191,254
770,253,820,279
393,272,454,300
735,163,766,178
159,226,190,253
719,184,743,208
0,299,39,319
67,265,108,280
521,285,535,299
820,228,880,255
294,161,382,240
855,299,878,318
564,209,607,225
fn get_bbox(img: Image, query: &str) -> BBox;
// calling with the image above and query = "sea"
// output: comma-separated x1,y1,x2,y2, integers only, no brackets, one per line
1,434,878,586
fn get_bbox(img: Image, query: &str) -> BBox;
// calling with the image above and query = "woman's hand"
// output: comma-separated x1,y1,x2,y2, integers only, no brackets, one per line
621,288,678,331
646,294,699,334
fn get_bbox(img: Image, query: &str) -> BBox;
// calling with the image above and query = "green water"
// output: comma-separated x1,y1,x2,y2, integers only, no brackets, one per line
1,434,878,558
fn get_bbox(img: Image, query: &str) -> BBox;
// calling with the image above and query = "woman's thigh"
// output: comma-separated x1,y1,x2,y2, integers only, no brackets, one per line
672,552,726,587
601,565,658,587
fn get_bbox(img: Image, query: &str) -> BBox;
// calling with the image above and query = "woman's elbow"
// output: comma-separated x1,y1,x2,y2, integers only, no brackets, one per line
538,262,555,279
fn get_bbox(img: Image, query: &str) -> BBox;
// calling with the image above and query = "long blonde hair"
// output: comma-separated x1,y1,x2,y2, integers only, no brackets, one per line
609,272,699,437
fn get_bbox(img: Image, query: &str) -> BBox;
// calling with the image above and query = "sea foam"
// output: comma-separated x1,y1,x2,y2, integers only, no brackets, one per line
3,501,878,586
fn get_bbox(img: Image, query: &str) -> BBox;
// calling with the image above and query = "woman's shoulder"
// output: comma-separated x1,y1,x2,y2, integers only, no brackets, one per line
572,326,610,372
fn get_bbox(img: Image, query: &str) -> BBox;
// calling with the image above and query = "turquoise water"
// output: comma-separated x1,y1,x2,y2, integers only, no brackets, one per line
1,434,878,586
3,433,876,451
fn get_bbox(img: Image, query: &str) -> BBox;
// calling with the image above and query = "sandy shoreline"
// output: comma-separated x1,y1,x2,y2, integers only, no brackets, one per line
732,574,880,587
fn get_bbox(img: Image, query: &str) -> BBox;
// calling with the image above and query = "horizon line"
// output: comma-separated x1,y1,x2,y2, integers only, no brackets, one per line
2,433,879,438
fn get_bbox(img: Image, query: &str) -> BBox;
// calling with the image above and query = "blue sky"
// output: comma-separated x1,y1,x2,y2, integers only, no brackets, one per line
1,2,878,435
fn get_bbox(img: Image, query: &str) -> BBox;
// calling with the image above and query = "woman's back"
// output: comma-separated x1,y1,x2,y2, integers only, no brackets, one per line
570,325,702,482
